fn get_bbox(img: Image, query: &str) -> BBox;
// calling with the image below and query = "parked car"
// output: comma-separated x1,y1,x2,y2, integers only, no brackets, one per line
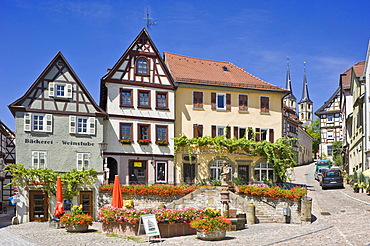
320,168,344,189
315,160,331,171
315,167,329,181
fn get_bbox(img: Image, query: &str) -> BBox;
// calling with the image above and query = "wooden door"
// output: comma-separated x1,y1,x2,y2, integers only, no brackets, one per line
29,190,48,222
183,164,195,184
80,191,93,215
238,165,249,185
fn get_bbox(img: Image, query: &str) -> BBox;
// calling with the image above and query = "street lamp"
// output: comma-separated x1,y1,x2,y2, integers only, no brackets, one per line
98,142,107,156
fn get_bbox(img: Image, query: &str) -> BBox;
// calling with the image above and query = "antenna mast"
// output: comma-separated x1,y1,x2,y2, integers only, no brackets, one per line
144,7,157,30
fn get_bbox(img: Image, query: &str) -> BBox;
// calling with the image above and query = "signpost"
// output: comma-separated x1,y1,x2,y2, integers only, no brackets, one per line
13,189,19,196
138,214,161,244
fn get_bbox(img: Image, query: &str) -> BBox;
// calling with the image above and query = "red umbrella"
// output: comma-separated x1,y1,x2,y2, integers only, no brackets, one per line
54,177,65,216
111,175,123,208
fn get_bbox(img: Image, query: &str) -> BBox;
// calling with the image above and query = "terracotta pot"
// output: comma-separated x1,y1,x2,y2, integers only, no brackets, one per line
196,230,226,241
353,187,360,193
65,225,89,232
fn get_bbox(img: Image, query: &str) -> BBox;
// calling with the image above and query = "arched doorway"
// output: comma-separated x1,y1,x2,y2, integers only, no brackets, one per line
107,157,118,184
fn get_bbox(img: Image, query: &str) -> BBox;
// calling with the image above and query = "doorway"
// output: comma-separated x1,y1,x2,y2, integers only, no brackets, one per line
107,157,118,184
129,160,147,184
29,190,48,222
183,164,195,184
80,191,93,215
238,165,250,184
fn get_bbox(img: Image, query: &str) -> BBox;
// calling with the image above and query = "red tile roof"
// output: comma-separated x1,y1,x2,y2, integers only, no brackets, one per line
341,61,365,89
164,52,287,92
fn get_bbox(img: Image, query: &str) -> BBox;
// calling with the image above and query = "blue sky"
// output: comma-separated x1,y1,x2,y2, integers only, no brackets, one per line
1,0,369,131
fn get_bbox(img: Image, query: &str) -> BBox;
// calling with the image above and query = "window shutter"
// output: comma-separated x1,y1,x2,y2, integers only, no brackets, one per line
255,128,260,141
49,82,55,97
239,95,248,111
193,92,197,108
77,153,83,170
24,113,31,131
248,127,253,140
226,94,231,110
66,84,73,98
198,124,203,137
85,153,90,169
269,129,274,143
211,93,216,110
226,126,231,139
193,124,198,138
69,116,76,134
89,117,96,135
45,114,53,133
211,125,216,138
234,126,239,139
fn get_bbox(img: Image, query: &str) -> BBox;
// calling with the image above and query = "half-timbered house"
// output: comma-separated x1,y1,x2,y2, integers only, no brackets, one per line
0,120,15,205
8,52,106,223
100,29,176,185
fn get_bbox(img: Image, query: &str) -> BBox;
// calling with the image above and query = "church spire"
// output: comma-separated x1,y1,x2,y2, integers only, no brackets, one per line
284,57,296,100
299,62,312,103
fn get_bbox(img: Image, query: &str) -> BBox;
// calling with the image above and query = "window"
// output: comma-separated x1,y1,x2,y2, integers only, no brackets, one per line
239,94,248,111
255,128,274,142
193,91,203,109
120,89,133,107
138,124,150,140
260,96,269,113
24,113,52,133
120,123,132,140
327,145,333,155
69,116,95,135
236,127,246,139
138,90,150,108
156,92,168,109
156,125,168,141
32,151,47,169
193,124,203,138
77,153,90,170
49,82,72,98
212,125,231,138
211,93,231,110
156,162,167,183
210,160,232,180
254,162,274,181
136,58,148,75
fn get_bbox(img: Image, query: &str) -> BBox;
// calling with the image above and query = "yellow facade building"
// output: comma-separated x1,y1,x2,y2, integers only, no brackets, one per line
165,52,288,184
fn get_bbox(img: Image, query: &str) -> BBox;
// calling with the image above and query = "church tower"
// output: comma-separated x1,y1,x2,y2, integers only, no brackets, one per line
283,58,296,112
298,62,313,125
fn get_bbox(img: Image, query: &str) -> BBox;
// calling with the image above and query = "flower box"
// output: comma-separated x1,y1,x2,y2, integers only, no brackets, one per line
119,139,132,144
138,139,151,145
155,140,169,146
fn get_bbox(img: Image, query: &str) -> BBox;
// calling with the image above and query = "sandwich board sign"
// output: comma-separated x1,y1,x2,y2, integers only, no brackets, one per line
139,214,160,237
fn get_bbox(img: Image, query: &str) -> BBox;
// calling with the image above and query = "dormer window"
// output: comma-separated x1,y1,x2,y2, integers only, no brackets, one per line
49,82,72,98
136,57,148,75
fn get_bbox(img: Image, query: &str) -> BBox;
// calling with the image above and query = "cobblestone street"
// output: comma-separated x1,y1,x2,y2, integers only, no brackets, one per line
1,163,370,245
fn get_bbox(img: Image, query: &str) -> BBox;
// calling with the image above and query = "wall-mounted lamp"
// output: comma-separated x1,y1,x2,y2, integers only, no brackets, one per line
98,142,108,156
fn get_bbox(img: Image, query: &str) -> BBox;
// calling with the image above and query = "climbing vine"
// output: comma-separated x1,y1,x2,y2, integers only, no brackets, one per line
173,135,297,181
3,164,97,200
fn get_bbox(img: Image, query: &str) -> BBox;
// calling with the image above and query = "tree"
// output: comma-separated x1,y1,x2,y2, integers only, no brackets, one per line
306,118,320,156
332,140,343,167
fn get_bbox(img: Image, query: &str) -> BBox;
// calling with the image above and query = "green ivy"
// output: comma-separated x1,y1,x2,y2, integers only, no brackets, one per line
173,135,297,181
3,164,97,200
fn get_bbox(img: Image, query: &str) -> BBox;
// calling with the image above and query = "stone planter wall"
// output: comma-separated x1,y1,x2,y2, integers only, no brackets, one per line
101,222,196,238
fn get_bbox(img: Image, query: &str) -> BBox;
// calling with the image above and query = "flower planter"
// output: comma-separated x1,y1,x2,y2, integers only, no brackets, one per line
102,222,139,236
353,187,360,193
196,230,226,241
65,225,89,232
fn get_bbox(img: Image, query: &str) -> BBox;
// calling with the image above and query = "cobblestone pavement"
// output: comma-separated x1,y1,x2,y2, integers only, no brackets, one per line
1,163,370,245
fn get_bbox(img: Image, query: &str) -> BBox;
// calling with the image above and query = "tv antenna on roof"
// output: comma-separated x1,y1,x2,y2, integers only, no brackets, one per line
144,7,157,30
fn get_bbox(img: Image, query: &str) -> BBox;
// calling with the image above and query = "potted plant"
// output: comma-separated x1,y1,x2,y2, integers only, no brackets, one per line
155,140,169,146
351,172,360,193
119,139,132,144
190,216,232,241
138,139,151,145
60,205,93,232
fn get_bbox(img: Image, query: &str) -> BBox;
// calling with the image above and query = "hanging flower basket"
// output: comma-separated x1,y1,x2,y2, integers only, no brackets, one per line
156,140,169,146
138,139,151,145
119,139,132,144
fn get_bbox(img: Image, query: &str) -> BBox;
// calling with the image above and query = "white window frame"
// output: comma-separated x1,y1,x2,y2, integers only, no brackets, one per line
238,127,247,139
327,115,333,122
24,113,53,133
259,128,269,141
77,153,90,171
32,151,47,169
216,93,226,110
210,160,232,181
69,116,95,135
155,161,167,183
254,162,274,181
49,82,72,98
216,126,226,136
